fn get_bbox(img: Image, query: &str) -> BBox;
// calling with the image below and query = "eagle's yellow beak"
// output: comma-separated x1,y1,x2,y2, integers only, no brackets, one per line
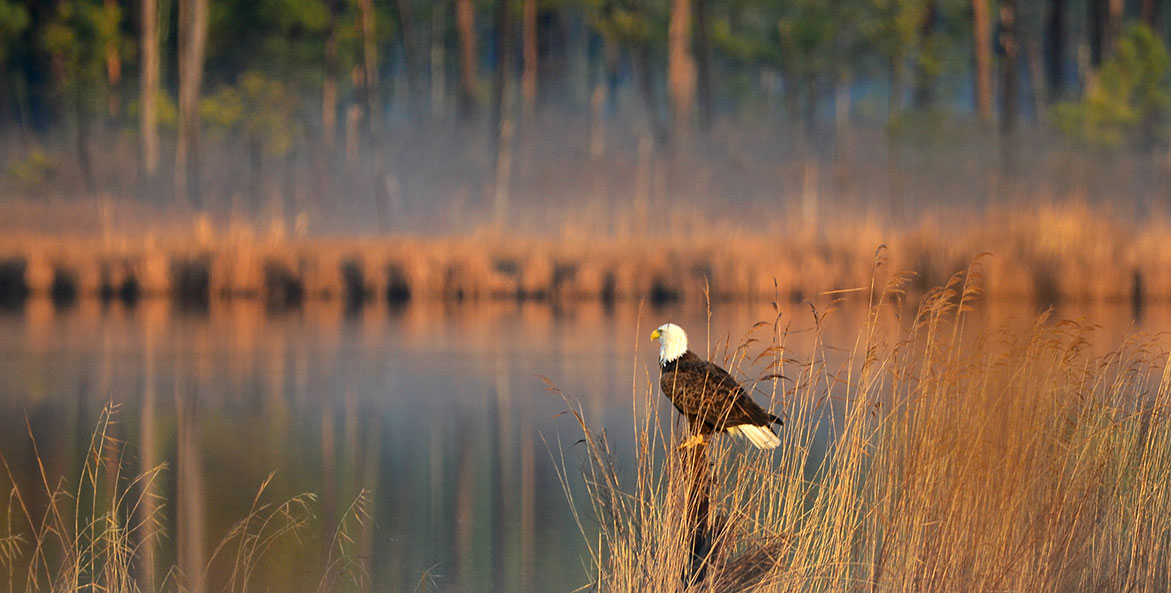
650,329,661,341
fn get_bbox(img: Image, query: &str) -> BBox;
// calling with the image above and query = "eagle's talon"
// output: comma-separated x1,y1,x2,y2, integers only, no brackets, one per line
677,434,706,450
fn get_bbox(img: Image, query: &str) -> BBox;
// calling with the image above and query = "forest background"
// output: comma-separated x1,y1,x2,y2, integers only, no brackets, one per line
0,0,1169,239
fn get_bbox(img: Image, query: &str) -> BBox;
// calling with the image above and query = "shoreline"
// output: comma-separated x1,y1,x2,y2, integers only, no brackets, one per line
0,209,1165,309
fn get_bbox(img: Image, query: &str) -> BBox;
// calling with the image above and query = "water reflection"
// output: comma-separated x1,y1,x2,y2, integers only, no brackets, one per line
0,295,1161,592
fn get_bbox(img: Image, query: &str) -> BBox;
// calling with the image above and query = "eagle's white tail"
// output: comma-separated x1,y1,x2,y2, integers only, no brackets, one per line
730,424,780,450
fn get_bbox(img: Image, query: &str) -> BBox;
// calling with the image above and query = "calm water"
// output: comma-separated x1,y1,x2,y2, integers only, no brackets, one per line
0,296,1159,592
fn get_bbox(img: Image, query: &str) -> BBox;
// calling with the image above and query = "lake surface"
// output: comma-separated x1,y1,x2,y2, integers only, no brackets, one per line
0,295,1160,592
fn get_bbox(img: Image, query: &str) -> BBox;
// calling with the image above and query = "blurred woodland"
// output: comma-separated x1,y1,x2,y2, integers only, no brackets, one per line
1,0,1171,235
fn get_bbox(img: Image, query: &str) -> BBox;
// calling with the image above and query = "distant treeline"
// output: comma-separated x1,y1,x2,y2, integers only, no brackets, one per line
1,0,1170,230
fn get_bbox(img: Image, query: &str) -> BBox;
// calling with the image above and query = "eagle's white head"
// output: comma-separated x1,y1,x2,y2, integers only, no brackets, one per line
651,323,688,364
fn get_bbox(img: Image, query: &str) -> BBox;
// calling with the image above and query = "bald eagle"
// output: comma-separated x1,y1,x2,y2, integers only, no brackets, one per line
652,323,782,450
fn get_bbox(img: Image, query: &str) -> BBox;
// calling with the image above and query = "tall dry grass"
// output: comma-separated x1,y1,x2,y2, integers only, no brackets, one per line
559,258,1171,592
0,404,370,593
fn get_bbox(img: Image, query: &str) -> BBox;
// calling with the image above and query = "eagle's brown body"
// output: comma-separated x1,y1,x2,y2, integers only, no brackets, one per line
660,350,782,435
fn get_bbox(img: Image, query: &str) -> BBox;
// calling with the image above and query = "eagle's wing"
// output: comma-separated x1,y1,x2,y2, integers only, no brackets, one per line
661,356,719,424
662,354,778,430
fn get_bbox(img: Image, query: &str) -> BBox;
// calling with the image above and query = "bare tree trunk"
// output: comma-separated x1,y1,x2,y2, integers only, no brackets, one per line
323,0,341,152
973,0,993,123
1142,0,1163,29
517,0,539,211
0,69,8,134
635,43,667,147
75,82,94,192
694,0,714,135
566,9,590,104
140,0,159,188
913,0,938,109
886,56,905,218
589,34,615,161
358,0,389,229
604,34,620,113
1089,0,1104,67
431,1,447,120
668,0,696,142
1089,0,1123,67
1025,22,1046,121
833,69,853,193
490,0,513,227
456,0,478,120
176,0,209,208
359,0,380,132
318,0,342,210
396,0,420,112
521,0,537,117
889,57,905,120
345,101,361,166
1106,0,1123,60
104,0,122,120
490,0,511,140
1046,0,1065,99
999,0,1019,177
0,65,8,131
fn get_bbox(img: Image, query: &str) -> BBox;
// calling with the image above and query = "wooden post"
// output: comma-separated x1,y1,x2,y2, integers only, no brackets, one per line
684,439,713,586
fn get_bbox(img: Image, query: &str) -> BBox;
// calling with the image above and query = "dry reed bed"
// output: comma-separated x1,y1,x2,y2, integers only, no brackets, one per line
0,404,371,593
0,203,1167,306
560,269,1171,592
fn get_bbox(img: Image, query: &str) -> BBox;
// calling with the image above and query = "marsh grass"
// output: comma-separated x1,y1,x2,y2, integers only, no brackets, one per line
557,258,1171,592
0,404,370,593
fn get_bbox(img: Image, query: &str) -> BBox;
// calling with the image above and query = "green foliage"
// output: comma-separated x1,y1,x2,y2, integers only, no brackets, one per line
585,0,664,46
5,148,58,192
154,89,179,130
201,71,304,158
864,0,929,62
127,88,179,133
777,0,840,76
0,0,30,64
263,0,332,33
710,18,770,64
41,0,126,88
1053,25,1171,148
912,0,969,94
38,0,129,127
204,0,384,109
705,1,780,67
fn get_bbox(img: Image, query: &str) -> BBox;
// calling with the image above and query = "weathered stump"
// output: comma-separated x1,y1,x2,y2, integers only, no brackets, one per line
684,440,714,587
